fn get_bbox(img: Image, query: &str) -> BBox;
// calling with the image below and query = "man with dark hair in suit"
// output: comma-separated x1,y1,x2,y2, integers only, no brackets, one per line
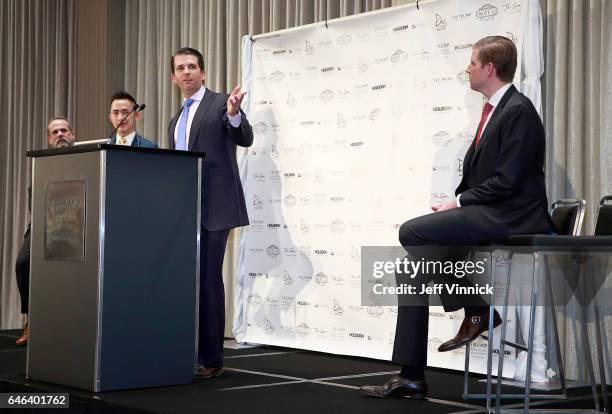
15,117,77,346
168,47,253,379
360,36,554,399
108,90,157,148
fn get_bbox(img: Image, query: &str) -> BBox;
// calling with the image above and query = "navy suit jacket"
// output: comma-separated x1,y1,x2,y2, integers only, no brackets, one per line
456,85,555,236
109,133,158,148
168,89,253,231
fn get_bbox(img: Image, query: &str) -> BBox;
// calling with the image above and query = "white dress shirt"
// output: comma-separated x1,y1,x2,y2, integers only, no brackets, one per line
116,131,136,146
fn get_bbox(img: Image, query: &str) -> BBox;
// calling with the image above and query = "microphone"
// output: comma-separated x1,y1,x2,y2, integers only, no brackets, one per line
107,104,146,139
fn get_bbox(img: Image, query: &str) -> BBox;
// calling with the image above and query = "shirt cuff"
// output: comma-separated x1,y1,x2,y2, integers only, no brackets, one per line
456,193,462,207
228,111,242,127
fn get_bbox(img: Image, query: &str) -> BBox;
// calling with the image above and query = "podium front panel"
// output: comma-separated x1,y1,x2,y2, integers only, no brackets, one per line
28,151,103,390
27,146,201,391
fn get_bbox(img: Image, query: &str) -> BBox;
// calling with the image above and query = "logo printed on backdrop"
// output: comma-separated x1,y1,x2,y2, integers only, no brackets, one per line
431,192,451,204
264,319,274,334
247,294,262,305
476,4,499,21
330,220,346,233
252,122,268,134
253,194,263,209
297,323,311,337
457,71,470,84
320,89,335,102
457,159,464,176
393,23,410,32
284,194,296,207
435,14,447,30
333,299,345,315
454,43,473,51
369,108,382,121
282,270,293,286
391,49,408,64
266,244,281,258
432,131,452,146
268,70,285,82
315,272,329,286
428,337,443,352
367,306,384,318
433,105,453,112
304,40,314,54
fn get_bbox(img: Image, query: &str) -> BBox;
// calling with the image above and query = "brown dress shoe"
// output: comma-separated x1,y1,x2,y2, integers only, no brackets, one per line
360,375,428,399
195,366,223,379
438,310,502,352
15,323,28,346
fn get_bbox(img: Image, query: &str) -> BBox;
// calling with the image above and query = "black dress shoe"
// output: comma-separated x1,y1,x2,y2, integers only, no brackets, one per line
438,309,502,352
359,375,428,399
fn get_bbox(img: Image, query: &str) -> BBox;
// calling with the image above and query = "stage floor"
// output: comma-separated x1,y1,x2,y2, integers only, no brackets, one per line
0,329,607,413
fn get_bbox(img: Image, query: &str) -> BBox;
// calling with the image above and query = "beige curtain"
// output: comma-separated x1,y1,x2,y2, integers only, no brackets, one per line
544,0,612,232
0,0,76,330
543,0,612,384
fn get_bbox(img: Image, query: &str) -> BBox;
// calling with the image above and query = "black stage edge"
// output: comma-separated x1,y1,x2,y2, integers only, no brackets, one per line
0,330,608,413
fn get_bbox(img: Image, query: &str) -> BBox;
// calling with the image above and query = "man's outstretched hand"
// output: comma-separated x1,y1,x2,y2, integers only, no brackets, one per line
227,85,247,116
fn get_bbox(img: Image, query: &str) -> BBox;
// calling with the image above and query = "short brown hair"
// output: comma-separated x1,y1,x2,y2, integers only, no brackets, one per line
473,36,517,83
171,47,205,74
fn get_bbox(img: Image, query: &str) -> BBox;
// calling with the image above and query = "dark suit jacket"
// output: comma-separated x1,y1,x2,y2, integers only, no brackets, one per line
168,89,254,231
456,85,554,236
109,134,158,148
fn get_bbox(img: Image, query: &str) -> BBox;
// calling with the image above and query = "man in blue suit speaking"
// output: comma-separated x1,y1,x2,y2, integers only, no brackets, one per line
108,90,157,148
168,47,253,379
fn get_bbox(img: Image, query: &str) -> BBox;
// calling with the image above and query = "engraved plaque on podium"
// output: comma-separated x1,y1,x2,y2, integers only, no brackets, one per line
44,179,86,261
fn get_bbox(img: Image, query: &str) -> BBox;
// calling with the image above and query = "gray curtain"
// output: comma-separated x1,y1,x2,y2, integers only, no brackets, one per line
0,0,76,330
543,0,612,384
544,0,612,232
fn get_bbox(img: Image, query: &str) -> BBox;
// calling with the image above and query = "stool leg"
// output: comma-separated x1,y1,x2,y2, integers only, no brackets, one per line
545,255,567,397
496,250,512,411
523,251,540,414
486,250,497,413
594,302,609,412
464,341,471,399
578,299,600,411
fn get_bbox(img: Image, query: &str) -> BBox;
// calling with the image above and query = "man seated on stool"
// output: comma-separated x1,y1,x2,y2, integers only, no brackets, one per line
108,90,157,148
360,36,555,399
15,117,76,346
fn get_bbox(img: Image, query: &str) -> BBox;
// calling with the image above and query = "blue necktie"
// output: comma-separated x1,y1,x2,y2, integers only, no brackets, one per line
176,98,194,150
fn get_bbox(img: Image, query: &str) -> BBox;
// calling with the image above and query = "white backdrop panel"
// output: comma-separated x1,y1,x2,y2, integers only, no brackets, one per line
237,0,526,374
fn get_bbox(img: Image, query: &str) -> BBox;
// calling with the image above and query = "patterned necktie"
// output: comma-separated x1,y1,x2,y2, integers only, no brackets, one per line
176,98,194,150
118,137,127,145
474,102,494,147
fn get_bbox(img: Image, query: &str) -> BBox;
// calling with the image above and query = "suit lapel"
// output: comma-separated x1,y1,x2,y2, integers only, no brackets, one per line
132,134,140,147
169,112,180,150
470,85,517,166
188,91,215,151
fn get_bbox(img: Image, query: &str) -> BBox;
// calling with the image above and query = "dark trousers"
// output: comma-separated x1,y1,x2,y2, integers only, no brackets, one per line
198,228,231,368
15,229,31,315
392,208,503,369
